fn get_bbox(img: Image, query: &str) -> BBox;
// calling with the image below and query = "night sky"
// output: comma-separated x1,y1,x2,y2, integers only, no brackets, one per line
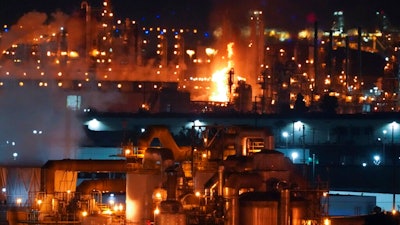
0,0,399,32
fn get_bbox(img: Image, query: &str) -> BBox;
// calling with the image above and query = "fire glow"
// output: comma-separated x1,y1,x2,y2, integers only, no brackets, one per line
210,42,234,103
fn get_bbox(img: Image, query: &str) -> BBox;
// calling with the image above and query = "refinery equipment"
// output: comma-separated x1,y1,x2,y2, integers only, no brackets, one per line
0,125,327,225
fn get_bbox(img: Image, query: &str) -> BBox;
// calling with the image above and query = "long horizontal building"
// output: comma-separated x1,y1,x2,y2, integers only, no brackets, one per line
80,111,400,191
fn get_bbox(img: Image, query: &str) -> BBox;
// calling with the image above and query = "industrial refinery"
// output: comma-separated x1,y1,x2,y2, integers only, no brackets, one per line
1,0,400,225
1,125,329,225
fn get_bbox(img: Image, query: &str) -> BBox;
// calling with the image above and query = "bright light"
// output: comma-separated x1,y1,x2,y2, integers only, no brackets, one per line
291,152,298,162
125,199,138,222
282,131,289,138
194,120,202,127
155,192,162,200
373,155,381,165
205,48,217,56
114,203,124,211
186,49,195,58
294,121,303,130
87,119,101,131
82,211,88,217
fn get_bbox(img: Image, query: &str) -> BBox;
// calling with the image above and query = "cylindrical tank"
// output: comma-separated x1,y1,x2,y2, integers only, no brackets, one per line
291,199,308,225
239,191,309,225
126,170,161,225
224,187,239,225
239,192,279,225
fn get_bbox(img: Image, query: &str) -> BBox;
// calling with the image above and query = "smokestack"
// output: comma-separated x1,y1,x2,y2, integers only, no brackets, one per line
328,30,333,77
81,1,91,64
218,165,224,196
313,21,318,97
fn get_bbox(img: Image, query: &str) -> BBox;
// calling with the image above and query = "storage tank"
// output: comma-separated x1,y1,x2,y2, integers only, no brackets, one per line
126,171,161,225
239,192,279,225
291,199,308,225
238,191,308,225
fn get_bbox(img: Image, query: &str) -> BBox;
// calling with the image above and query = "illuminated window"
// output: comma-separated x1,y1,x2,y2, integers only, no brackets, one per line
66,95,82,110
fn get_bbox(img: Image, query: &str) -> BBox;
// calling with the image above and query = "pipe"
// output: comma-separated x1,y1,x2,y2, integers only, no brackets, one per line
218,165,224,196
138,125,190,161
279,189,290,225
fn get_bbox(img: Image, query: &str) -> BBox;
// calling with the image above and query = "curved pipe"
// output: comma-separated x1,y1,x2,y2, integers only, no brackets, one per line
138,125,190,161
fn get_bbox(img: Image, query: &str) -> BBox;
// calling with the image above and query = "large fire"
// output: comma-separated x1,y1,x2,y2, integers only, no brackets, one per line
210,42,234,103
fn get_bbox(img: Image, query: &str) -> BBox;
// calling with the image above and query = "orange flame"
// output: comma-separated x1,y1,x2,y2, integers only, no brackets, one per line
210,42,234,102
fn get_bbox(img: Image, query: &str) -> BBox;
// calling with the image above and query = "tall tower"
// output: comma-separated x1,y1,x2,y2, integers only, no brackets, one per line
95,0,115,78
249,10,266,111
80,1,91,64
249,10,265,82
98,0,114,53
332,11,345,33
